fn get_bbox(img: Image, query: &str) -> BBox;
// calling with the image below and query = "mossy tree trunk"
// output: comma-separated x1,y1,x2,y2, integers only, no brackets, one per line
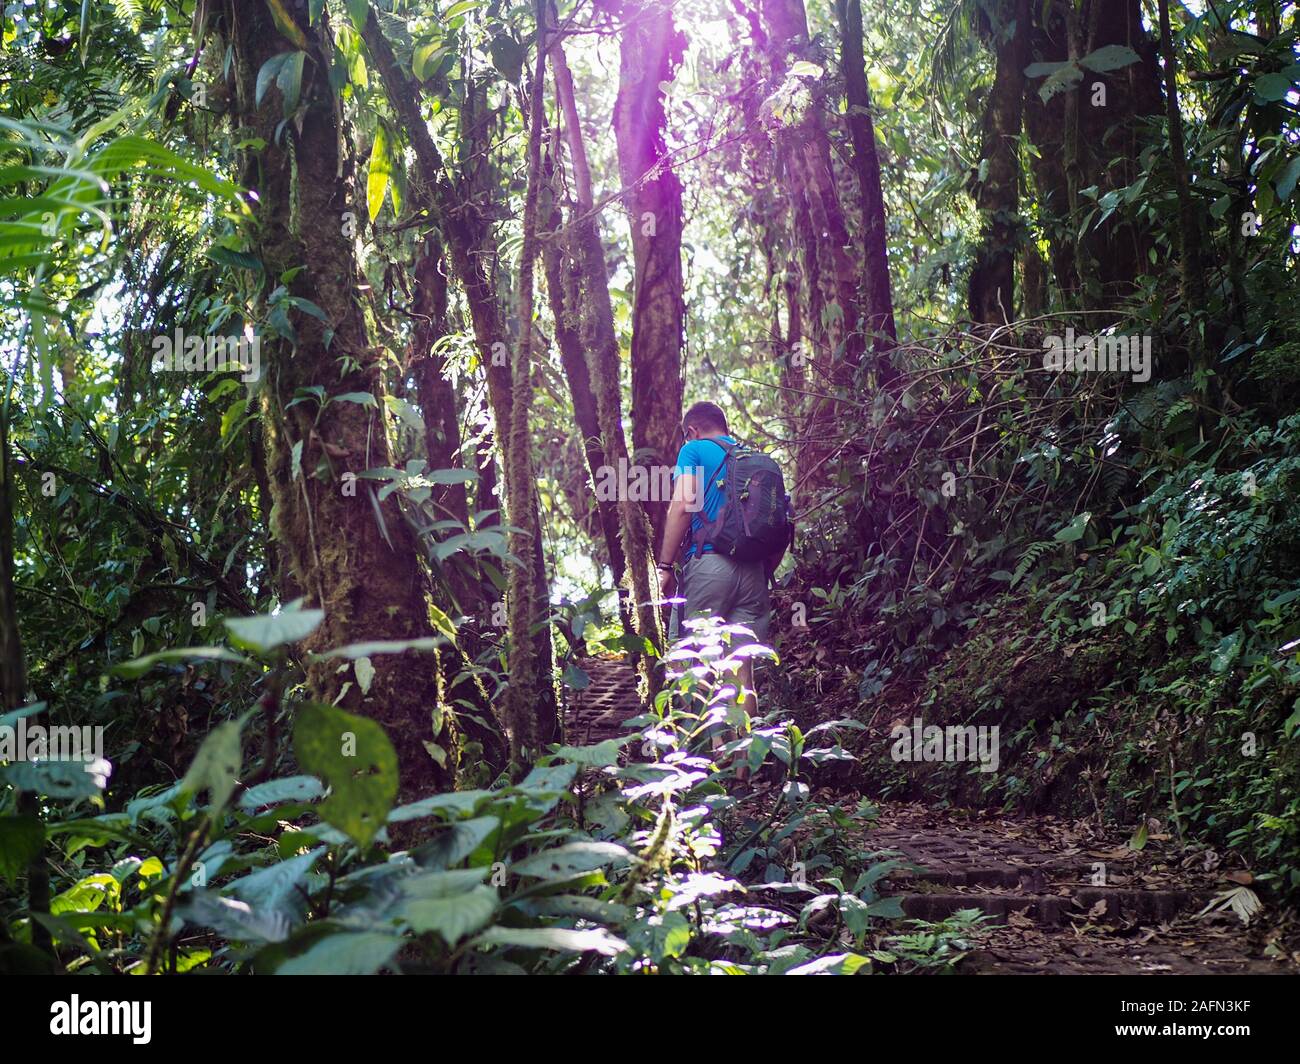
223,0,456,798
613,0,687,552
500,0,552,762
762,0,863,493
1021,0,1162,306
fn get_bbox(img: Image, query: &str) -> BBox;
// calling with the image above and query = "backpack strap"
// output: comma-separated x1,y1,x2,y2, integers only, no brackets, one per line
689,438,738,556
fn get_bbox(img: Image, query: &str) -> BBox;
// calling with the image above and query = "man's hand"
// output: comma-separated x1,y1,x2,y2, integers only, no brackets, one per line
658,567,677,602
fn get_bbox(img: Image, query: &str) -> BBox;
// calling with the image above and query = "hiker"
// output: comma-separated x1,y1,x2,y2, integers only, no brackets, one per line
657,401,792,778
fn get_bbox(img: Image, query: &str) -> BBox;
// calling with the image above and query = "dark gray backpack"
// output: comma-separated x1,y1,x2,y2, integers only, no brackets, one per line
691,440,794,565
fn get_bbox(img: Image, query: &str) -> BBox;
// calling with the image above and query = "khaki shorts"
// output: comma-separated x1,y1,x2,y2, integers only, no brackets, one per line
672,552,771,643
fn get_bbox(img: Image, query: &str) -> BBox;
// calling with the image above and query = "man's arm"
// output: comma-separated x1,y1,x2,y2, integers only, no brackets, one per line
658,471,698,566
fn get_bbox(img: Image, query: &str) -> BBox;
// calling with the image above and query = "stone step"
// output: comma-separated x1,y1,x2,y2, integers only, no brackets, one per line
888,863,1072,890
891,886,1208,926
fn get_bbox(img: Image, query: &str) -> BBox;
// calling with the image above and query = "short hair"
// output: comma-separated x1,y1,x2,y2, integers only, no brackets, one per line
682,401,728,435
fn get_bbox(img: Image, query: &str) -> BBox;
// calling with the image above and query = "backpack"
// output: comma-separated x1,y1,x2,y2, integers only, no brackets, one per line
690,440,794,566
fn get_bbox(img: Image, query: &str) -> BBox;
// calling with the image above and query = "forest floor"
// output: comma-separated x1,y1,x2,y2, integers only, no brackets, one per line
566,656,1299,975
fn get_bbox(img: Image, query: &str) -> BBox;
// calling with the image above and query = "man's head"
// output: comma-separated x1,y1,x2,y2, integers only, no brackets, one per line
682,401,728,441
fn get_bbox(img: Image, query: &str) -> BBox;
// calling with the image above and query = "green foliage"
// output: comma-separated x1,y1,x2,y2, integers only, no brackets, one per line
4,0,1299,980
294,703,398,849
801,370,1300,894
875,908,991,974
2,614,919,974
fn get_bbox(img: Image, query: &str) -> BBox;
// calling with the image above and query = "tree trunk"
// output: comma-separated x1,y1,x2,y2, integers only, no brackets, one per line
553,36,663,668
834,0,898,368
613,0,687,551
1022,0,1162,305
361,8,558,760
1021,241,1048,319
968,0,1029,324
762,0,862,496
224,0,455,798
542,151,630,602
1156,0,1206,316
408,239,507,772
501,0,554,762
410,237,480,615
762,0,863,373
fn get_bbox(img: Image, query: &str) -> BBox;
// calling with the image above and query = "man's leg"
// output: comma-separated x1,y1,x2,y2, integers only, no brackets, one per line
728,561,771,783
680,555,737,762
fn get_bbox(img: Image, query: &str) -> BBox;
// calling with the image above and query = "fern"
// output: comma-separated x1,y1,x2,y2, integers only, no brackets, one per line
1010,540,1052,588
1162,396,1197,430
1100,459,1130,504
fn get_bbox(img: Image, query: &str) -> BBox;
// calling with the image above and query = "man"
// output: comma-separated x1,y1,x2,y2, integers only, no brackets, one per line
657,402,775,776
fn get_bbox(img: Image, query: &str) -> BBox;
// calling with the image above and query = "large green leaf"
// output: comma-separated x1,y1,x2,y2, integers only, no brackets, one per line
230,846,326,919
345,0,370,30
180,715,250,811
110,646,251,679
1038,62,1083,102
178,890,291,944
256,52,291,108
276,50,307,116
1,758,108,799
473,926,627,956
51,873,119,915
237,775,323,810
411,815,499,868
225,604,324,654
445,0,484,17
413,43,452,83
1274,154,1300,201
786,952,871,975
1253,72,1293,103
387,790,493,822
1054,511,1091,543
277,931,402,975
399,885,498,945
511,840,632,879
0,702,46,730
366,123,392,222
552,738,622,767
1078,45,1140,73
293,703,398,847
625,911,691,961
313,636,446,661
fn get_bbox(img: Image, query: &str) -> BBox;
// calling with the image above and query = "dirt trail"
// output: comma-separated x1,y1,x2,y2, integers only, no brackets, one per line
564,656,1294,974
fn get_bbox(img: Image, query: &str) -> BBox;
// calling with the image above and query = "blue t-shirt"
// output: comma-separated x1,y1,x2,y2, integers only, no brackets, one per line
672,435,736,561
